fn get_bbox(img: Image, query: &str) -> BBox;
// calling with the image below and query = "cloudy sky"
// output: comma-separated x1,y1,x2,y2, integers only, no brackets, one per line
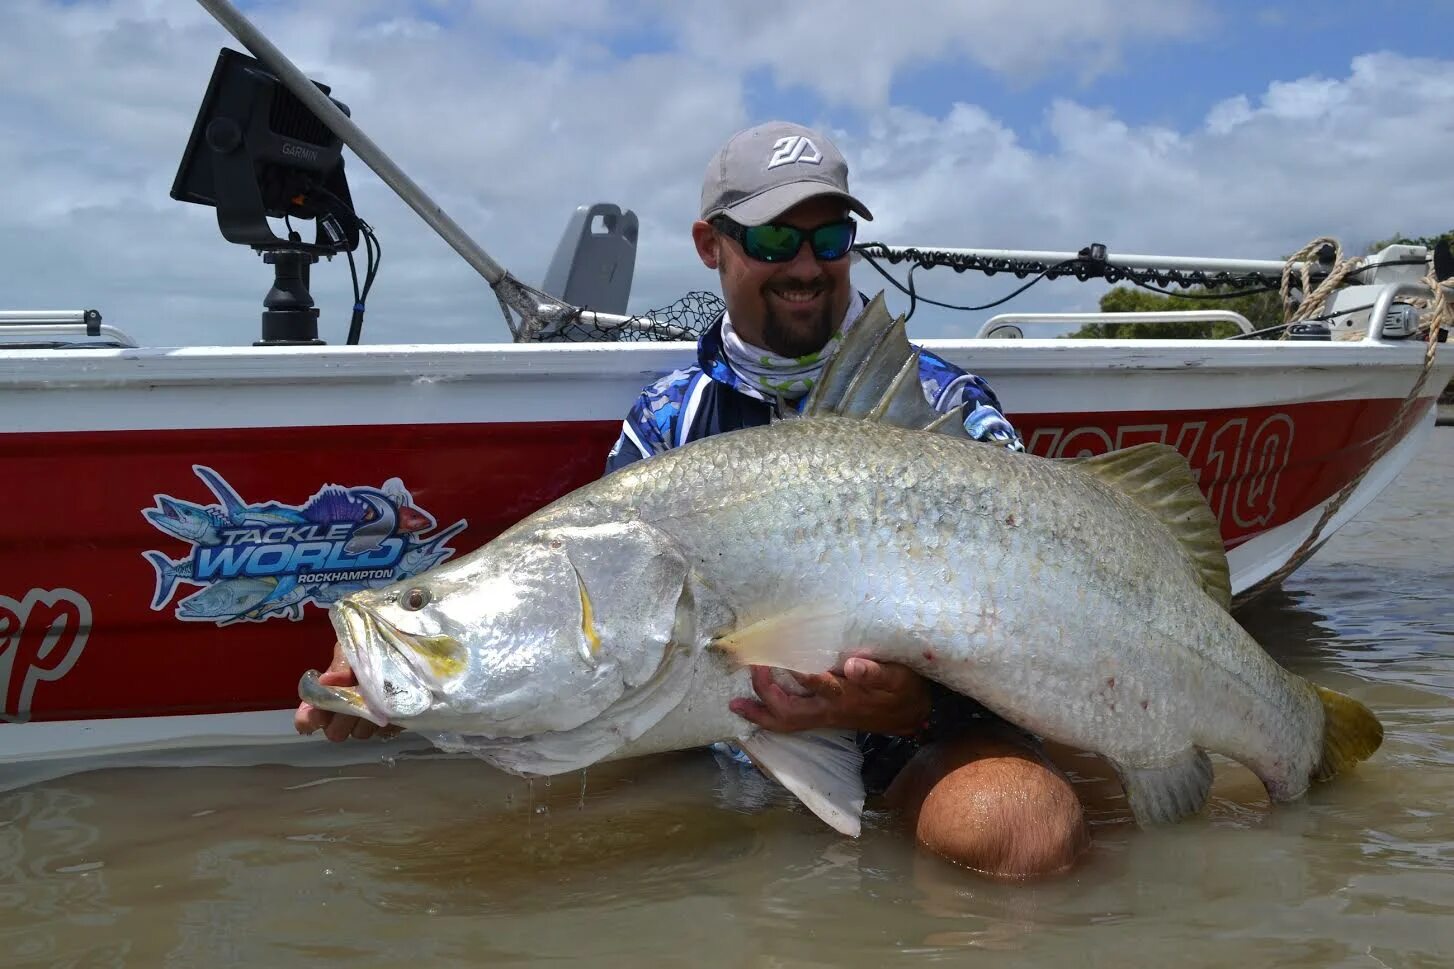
3,0,1453,347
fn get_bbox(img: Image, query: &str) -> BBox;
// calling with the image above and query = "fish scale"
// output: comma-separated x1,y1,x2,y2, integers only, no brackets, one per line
612,417,1325,785
303,293,1381,834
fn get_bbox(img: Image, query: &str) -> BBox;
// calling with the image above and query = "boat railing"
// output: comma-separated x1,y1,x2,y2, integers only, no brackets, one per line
0,311,138,349
1363,281,1438,346
976,311,1255,339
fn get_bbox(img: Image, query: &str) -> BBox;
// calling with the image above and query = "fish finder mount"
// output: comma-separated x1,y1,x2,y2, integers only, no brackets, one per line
171,47,361,346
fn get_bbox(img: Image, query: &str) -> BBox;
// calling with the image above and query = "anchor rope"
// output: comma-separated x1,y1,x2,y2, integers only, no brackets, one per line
1250,247,1451,598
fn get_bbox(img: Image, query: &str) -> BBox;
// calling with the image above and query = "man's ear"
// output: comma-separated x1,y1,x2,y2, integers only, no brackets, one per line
692,220,720,270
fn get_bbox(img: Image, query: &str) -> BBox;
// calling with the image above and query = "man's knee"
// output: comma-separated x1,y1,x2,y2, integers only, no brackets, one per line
898,738,1090,877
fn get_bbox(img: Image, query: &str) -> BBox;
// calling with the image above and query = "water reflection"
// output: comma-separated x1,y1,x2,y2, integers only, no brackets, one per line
0,436,1449,967
0,788,127,967
345,767,767,918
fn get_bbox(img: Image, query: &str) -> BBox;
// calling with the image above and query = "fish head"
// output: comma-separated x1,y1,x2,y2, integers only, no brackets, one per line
396,504,435,534
321,520,708,743
145,497,213,543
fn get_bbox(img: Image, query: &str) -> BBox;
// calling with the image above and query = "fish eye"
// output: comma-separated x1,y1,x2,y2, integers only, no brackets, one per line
402,587,431,611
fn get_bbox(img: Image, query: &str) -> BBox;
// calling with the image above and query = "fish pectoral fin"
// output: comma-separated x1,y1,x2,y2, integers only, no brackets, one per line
738,729,865,837
1110,748,1215,825
710,607,850,672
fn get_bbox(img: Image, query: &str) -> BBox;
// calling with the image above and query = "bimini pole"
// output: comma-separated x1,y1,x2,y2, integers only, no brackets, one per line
192,0,586,341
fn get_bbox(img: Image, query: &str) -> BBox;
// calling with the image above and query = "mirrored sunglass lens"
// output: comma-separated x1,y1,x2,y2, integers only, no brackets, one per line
743,224,804,260
811,222,854,258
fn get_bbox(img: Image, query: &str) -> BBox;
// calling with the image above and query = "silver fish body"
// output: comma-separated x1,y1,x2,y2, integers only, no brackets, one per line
304,295,1380,833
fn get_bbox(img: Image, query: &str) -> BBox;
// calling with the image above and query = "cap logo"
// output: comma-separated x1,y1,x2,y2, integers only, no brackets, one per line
767,135,822,170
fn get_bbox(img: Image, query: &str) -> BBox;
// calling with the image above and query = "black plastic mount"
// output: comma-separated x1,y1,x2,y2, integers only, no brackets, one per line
172,48,361,345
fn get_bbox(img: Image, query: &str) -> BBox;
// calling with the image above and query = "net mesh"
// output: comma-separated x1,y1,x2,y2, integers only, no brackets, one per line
539,291,724,342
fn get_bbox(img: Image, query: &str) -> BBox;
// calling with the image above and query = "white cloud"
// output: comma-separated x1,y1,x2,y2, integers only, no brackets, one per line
661,0,1210,107
0,2,1452,347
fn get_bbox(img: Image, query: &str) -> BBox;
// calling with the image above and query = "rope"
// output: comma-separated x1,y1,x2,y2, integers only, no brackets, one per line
1249,268,1451,599
1278,237,1367,330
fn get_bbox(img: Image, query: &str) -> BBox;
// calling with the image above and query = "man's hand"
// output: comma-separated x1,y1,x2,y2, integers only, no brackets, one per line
728,658,932,736
293,642,399,742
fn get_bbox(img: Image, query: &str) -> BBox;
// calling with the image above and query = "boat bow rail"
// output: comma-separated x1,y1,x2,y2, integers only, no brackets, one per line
0,310,137,350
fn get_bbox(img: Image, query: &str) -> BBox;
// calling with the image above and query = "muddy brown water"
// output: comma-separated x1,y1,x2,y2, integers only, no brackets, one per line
4,433,1452,968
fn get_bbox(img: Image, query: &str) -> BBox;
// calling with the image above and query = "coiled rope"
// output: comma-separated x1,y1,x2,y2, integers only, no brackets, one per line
1247,242,1452,599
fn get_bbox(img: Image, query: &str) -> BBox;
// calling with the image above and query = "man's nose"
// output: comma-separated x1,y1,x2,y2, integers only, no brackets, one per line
779,237,826,277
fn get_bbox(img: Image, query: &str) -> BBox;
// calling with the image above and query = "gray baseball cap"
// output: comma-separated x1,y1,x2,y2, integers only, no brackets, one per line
700,121,873,227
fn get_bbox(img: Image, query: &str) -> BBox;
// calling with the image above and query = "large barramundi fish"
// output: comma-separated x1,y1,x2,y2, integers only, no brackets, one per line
300,293,1382,835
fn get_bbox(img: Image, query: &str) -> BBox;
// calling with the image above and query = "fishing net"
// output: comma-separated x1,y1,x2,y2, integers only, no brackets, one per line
539,291,724,343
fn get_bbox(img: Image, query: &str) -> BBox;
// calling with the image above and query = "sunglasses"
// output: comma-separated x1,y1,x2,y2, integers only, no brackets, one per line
713,216,857,263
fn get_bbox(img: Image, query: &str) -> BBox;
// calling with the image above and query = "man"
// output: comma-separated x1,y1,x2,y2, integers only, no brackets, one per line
297,121,1088,877
604,121,1087,876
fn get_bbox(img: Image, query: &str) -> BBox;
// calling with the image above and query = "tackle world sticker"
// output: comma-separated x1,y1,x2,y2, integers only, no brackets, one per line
141,466,468,626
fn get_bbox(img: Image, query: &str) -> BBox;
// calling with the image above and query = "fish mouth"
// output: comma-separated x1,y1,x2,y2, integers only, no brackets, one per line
298,669,376,722
326,601,434,726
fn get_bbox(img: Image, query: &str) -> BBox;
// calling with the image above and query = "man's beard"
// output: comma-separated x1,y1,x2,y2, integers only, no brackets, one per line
760,281,837,358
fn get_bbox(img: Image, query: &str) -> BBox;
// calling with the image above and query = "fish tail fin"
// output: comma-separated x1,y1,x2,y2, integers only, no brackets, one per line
1313,685,1383,781
800,293,971,439
143,550,180,610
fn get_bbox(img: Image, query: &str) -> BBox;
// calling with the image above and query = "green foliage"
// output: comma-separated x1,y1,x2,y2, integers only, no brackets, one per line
1064,285,1283,339
1366,231,1454,254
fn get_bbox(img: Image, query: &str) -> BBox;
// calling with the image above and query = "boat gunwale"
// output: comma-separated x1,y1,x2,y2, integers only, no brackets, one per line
0,337,1444,389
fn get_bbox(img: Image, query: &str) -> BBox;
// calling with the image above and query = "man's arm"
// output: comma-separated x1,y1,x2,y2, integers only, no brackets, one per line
605,377,684,474
729,659,931,736
921,355,1025,452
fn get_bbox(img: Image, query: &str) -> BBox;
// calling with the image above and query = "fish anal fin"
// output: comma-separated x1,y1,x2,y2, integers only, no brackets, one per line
1068,443,1232,610
710,608,849,672
1112,748,1214,825
801,292,956,435
739,728,865,836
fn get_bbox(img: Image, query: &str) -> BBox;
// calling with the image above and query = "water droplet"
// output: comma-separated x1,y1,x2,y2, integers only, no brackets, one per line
322,868,334,876
534,804,549,816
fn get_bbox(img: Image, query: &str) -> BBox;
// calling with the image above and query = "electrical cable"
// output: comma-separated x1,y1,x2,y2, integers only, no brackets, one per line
310,183,381,345
856,247,1073,321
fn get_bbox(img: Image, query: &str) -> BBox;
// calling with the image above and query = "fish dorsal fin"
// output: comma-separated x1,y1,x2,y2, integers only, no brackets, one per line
1068,443,1232,610
801,292,969,439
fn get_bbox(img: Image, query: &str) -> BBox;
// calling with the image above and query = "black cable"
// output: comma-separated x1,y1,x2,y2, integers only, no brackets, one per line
1345,257,1428,277
347,221,380,346
1130,279,1283,300
352,223,381,346
1224,301,1382,340
309,183,382,345
857,249,1073,321
1134,259,1427,300
853,243,1427,331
